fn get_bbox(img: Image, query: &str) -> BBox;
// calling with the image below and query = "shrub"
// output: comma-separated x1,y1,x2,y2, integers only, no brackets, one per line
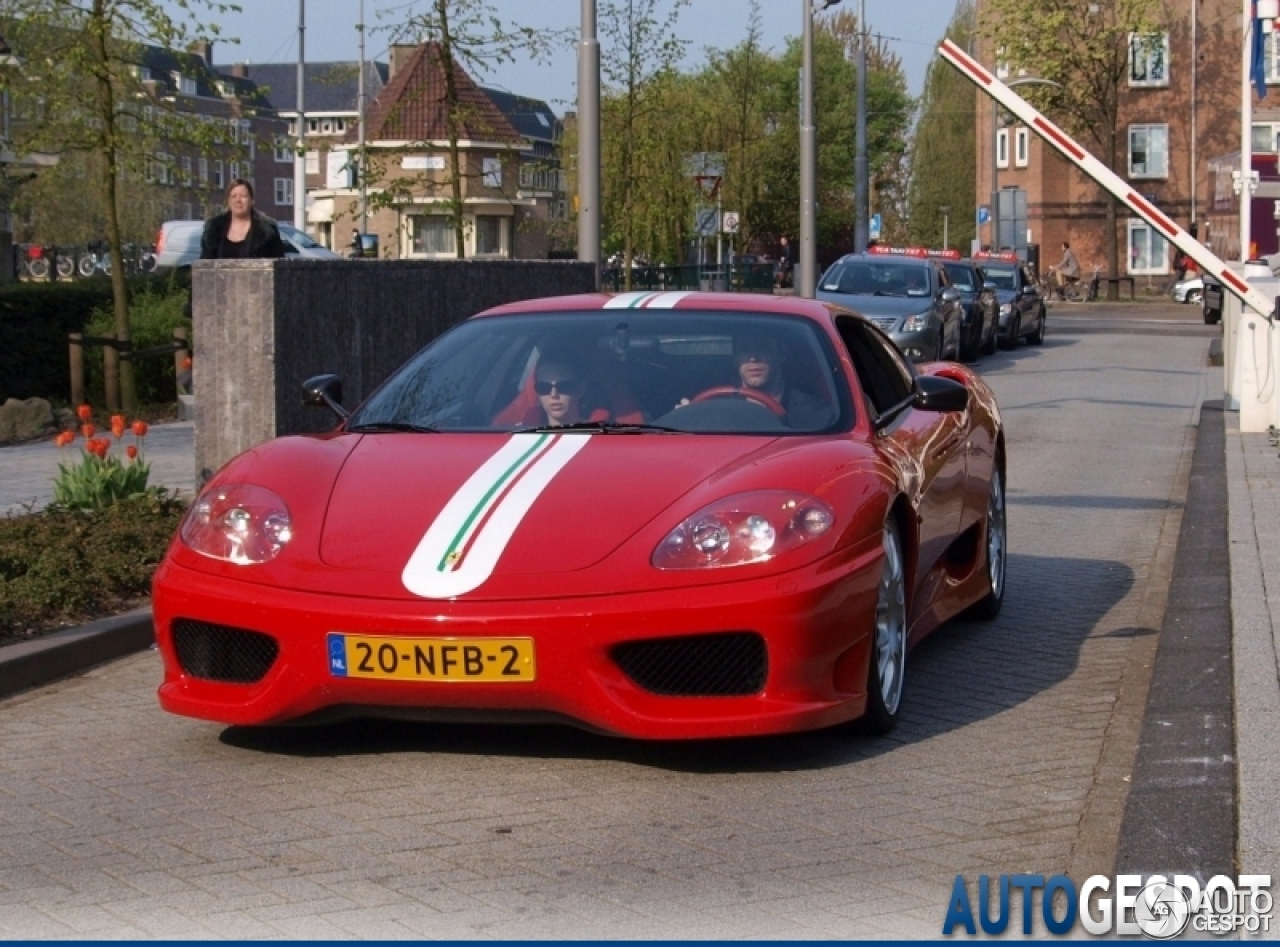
84,287,191,406
0,271,190,403
0,493,186,643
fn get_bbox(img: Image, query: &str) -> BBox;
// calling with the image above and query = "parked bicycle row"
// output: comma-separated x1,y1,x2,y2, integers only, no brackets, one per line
14,242,156,280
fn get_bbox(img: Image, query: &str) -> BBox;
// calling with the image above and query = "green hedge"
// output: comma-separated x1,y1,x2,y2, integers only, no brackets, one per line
0,272,190,404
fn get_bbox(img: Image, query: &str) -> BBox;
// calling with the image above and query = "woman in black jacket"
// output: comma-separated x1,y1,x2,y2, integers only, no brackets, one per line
200,179,287,260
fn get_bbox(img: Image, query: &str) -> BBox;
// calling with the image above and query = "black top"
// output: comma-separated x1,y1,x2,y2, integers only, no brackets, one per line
200,210,287,260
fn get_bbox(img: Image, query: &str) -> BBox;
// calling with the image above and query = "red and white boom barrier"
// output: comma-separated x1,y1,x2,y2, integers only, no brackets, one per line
938,37,1276,320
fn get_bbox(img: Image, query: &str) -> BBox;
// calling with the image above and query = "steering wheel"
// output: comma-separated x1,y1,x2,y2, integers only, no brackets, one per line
690,385,786,417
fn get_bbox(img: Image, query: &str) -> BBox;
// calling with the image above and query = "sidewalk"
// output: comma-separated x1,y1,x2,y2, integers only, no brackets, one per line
0,420,196,517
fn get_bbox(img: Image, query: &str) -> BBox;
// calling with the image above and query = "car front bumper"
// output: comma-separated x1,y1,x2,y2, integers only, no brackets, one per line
887,326,942,362
152,540,883,740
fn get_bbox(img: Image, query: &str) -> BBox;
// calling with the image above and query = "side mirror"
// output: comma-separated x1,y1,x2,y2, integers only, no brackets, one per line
913,374,969,413
940,288,961,303
303,374,350,419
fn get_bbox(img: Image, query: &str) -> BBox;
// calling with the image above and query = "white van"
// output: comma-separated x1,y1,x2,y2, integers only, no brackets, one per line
153,220,340,274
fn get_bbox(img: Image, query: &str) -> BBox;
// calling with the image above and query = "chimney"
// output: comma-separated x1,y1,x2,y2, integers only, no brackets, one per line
226,62,248,79
390,43,419,79
188,40,212,65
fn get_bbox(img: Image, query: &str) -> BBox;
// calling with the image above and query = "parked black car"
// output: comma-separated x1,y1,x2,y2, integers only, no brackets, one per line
942,259,999,360
974,251,1047,349
815,247,963,362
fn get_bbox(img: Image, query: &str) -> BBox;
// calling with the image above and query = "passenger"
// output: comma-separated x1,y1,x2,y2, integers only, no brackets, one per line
533,355,587,427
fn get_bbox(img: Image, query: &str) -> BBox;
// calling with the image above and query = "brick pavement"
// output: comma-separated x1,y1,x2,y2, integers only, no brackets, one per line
0,317,1228,937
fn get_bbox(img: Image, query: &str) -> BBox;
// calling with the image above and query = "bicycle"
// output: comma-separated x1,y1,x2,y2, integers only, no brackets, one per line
1084,264,1102,301
78,241,111,277
54,248,75,280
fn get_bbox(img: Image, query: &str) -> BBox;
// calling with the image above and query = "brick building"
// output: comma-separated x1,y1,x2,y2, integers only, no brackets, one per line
973,0,1245,286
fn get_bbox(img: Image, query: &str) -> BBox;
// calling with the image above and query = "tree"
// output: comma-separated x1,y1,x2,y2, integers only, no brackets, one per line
2,0,236,412
907,0,977,251
378,0,567,258
980,0,1166,293
600,0,689,286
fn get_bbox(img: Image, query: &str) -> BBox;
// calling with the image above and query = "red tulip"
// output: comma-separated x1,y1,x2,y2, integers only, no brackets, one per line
76,404,92,422
126,444,138,460
110,414,126,438
54,431,74,447
80,423,96,438
131,420,149,437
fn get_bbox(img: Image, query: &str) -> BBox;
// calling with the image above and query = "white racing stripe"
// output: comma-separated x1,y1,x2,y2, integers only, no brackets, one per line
401,433,591,599
603,291,693,309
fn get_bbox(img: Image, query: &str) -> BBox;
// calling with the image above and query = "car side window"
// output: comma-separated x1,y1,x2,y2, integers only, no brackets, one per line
836,316,914,417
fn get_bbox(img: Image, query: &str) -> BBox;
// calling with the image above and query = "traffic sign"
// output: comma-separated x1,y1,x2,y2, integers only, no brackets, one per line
722,211,740,234
977,205,991,225
695,208,720,237
869,213,882,241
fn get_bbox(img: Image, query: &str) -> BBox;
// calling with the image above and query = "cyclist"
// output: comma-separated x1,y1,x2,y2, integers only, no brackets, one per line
1054,241,1081,300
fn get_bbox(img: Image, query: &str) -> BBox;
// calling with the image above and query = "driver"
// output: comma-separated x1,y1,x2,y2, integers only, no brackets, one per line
733,334,833,429
533,355,587,427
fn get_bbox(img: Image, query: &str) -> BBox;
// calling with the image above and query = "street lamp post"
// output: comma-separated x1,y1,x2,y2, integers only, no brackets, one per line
940,205,950,250
800,0,841,298
578,0,601,285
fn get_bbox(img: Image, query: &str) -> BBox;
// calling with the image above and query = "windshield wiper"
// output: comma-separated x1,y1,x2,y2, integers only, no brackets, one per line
347,421,438,433
525,420,688,434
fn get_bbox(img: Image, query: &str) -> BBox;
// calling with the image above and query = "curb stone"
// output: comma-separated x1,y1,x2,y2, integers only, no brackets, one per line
0,606,154,700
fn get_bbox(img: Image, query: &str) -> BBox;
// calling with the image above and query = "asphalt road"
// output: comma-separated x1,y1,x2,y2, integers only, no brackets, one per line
0,303,1220,938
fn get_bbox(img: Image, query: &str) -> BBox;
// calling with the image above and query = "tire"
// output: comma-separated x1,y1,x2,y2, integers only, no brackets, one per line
78,256,95,277
100,256,111,276
998,317,1019,351
27,257,49,280
967,464,1007,620
1028,308,1046,345
55,256,74,279
861,519,908,735
1186,289,1202,305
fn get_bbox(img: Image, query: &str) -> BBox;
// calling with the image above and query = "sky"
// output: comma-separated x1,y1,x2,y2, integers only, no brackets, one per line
177,0,961,114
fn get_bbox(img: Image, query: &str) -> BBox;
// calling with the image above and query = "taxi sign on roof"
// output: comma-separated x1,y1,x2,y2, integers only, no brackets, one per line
973,250,1020,262
866,246,960,259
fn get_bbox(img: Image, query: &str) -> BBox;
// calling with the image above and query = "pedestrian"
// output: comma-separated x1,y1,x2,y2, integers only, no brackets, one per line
199,179,287,260
349,228,362,258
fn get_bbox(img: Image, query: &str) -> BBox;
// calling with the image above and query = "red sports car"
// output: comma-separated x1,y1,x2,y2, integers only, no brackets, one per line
152,291,1005,739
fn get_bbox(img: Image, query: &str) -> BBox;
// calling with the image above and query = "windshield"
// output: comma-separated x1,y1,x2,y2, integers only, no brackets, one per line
942,264,976,291
981,265,1017,290
349,311,852,435
279,223,322,249
819,261,933,297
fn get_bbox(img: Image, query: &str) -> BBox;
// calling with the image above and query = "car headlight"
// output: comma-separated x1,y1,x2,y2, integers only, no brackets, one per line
902,312,930,332
180,483,293,565
652,490,834,570
999,303,1012,316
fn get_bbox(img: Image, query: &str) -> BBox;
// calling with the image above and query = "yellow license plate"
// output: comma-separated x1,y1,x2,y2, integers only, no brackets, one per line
327,633,535,682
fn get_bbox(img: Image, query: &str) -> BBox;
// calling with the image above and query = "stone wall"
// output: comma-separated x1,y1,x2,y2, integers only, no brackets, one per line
191,258,596,482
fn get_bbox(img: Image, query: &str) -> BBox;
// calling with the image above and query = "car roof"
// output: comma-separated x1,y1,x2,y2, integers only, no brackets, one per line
479,291,836,321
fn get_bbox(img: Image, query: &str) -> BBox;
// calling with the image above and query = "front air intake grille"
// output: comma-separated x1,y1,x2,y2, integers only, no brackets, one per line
866,315,898,331
612,632,767,697
171,618,279,684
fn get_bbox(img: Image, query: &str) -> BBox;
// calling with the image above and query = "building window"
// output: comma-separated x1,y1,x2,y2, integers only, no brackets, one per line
1128,33,1169,87
996,128,1009,169
275,178,294,206
1128,124,1168,178
172,72,197,96
241,120,254,160
1014,128,1029,168
482,157,503,188
198,156,208,184
305,150,320,174
475,215,506,256
181,156,192,187
274,136,293,162
1128,219,1169,275
1253,122,1280,154
410,215,456,256
213,160,224,190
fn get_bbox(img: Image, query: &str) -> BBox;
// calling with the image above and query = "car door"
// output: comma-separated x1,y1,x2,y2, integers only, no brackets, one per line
934,265,962,359
1018,263,1040,333
837,317,967,621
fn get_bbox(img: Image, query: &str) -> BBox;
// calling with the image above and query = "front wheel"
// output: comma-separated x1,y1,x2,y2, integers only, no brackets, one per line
78,256,95,277
861,519,908,735
55,256,75,279
998,317,1019,350
967,464,1007,620
27,257,49,279
1028,309,1046,345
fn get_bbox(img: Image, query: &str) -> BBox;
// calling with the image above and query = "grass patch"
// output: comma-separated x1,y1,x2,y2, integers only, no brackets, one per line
0,494,185,645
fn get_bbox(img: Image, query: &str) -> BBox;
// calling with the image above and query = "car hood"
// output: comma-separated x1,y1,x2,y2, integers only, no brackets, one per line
814,292,931,317
175,432,879,602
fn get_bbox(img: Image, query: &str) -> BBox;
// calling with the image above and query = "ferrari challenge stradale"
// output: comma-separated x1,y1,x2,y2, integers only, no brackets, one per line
152,291,1006,739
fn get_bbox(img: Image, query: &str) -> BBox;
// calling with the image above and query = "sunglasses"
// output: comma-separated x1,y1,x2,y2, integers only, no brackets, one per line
535,378,583,396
